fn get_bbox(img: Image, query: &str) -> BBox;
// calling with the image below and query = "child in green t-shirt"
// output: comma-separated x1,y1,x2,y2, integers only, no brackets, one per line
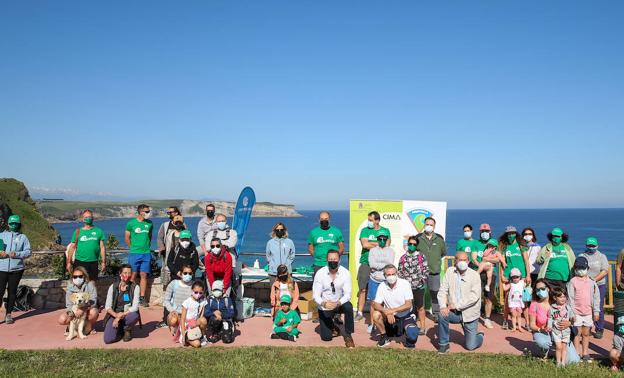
271,295,300,341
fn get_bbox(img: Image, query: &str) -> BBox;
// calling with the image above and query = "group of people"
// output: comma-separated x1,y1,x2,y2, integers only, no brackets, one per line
1,206,624,369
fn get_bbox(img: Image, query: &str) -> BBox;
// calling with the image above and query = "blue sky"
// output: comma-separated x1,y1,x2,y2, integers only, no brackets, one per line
1,1,623,209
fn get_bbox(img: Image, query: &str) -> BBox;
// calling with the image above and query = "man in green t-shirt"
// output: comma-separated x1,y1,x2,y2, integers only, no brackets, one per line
415,216,446,322
124,204,153,307
472,223,497,329
307,211,344,276
355,211,391,321
66,209,106,281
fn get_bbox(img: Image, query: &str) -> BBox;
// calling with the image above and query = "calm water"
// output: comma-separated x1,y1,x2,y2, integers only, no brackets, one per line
53,209,624,267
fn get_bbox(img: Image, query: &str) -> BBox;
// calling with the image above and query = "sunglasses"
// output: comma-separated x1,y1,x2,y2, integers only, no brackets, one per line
211,245,221,248
193,291,204,295
182,272,193,275
408,243,417,247
330,282,336,294
275,228,284,231
72,275,84,279
524,233,533,236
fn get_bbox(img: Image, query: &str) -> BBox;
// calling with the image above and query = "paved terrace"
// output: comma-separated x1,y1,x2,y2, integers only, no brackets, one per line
0,307,615,356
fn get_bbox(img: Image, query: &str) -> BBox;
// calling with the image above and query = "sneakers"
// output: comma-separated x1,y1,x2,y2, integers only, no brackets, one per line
122,328,132,342
64,326,70,336
594,330,604,339
501,320,509,330
270,334,280,340
200,335,209,347
367,324,375,334
483,318,494,329
139,297,149,307
377,334,391,348
344,336,355,348
288,335,297,342
354,312,365,322
156,321,168,329
582,355,593,363
331,328,340,338
438,344,449,354
4,314,14,324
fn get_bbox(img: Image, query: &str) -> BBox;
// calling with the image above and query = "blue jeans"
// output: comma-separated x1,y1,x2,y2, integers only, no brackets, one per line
596,284,606,332
437,310,483,350
533,332,580,364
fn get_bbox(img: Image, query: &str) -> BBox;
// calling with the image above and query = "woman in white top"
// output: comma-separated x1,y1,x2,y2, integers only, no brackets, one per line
522,227,541,285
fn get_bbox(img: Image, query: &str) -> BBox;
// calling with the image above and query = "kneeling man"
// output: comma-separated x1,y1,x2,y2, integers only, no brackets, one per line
372,264,419,348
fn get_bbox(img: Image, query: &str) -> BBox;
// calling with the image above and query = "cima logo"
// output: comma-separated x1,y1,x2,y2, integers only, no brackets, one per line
406,208,432,233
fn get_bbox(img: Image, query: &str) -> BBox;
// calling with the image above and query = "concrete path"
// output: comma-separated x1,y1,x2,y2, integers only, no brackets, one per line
0,307,615,357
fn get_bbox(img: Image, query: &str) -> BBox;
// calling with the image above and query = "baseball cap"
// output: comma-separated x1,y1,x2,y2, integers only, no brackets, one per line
586,237,598,246
179,230,192,239
574,256,589,270
8,214,20,224
377,229,390,238
505,225,517,233
510,267,521,277
479,223,491,231
280,295,292,304
551,227,564,236
487,239,499,247
212,280,224,292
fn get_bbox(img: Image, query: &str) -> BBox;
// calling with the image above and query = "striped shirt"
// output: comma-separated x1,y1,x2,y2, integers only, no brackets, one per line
163,279,193,313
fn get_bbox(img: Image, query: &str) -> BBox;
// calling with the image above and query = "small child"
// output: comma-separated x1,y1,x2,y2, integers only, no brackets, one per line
567,256,600,362
548,289,575,367
610,315,624,371
503,267,525,332
477,239,506,292
179,281,208,348
271,294,301,341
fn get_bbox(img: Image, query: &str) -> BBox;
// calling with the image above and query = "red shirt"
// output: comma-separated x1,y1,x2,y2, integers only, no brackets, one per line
205,249,233,290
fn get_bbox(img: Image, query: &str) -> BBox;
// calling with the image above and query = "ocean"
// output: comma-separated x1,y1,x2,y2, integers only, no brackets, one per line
52,209,624,268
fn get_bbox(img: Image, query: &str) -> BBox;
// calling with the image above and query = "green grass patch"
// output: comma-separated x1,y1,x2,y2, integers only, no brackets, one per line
0,347,616,377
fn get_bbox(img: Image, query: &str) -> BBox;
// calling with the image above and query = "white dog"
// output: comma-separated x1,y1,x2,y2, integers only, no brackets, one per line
66,292,90,341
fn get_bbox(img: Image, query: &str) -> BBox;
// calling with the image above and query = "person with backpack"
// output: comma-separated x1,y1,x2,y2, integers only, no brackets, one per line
65,209,106,281
206,214,239,298
398,235,430,334
103,264,140,343
0,214,32,324
204,280,235,344
156,207,186,289
204,238,233,297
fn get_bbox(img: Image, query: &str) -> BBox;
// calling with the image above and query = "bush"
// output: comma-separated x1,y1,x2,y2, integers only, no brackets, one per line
104,253,123,276
105,233,119,250
51,254,68,280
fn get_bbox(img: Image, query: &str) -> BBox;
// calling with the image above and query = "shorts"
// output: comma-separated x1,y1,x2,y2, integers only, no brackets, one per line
74,259,99,281
357,264,370,291
480,272,496,300
128,253,152,273
509,306,523,314
412,287,425,310
367,279,381,301
574,314,593,327
551,328,571,344
614,334,624,352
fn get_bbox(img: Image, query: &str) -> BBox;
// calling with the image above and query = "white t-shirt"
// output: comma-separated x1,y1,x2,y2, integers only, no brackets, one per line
182,297,207,321
374,278,413,315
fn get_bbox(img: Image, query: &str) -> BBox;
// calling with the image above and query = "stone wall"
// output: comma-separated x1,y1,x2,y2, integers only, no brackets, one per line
19,277,164,310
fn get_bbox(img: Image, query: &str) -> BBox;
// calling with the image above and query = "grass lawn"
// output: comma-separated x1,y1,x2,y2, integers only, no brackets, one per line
0,347,617,377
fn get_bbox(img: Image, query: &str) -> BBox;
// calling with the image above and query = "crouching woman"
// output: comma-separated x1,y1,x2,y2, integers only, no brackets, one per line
103,264,141,343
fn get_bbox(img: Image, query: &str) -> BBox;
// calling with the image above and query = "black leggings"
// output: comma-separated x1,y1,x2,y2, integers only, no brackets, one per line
0,270,24,313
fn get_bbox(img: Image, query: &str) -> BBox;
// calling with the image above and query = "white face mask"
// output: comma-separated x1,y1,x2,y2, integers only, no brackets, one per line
72,277,84,286
576,269,588,277
180,241,191,249
386,275,398,285
464,231,472,239
523,235,533,242
212,290,223,298
182,273,193,283
424,225,434,234
217,221,226,230
456,261,469,271
211,246,221,255
367,221,374,229
142,211,151,219
480,232,490,240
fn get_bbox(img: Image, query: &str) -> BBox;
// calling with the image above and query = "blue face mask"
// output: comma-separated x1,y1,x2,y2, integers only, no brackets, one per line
536,288,549,299
586,247,598,254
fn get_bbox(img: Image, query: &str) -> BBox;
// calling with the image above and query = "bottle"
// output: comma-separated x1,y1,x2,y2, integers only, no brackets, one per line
253,259,259,269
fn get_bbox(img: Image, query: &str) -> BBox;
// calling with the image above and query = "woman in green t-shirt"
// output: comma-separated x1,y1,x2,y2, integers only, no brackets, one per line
536,227,575,293
498,225,531,330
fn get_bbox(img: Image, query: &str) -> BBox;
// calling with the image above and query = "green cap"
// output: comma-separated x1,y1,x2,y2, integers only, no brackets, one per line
280,294,292,304
377,229,390,238
551,227,563,236
586,237,598,246
179,230,192,239
8,215,20,224
487,239,499,247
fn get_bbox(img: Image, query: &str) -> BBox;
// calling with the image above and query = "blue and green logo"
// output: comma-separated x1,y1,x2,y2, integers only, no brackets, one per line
406,208,432,233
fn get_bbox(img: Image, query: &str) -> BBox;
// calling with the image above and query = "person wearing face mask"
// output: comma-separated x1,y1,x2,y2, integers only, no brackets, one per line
197,204,217,255
528,278,580,363
163,264,196,336
0,214,31,324
157,207,185,285
521,227,542,285
312,250,355,348
367,229,395,333
437,251,484,354
471,224,498,329
204,238,233,297
536,227,575,292
266,223,296,283
270,264,300,317
499,226,531,330
456,224,479,256
180,281,208,347
415,217,446,323
124,204,154,307
207,214,240,297
578,237,608,339
308,211,345,278
66,209,106,281
398,235,430,333
355,211,391,322
104,264,141,343
567,256,600,362
204,280,235,344
58,266,99,336
372,264,419,348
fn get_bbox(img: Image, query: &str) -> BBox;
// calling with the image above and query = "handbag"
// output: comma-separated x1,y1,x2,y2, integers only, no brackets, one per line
185,303,205,341
522,286,533,302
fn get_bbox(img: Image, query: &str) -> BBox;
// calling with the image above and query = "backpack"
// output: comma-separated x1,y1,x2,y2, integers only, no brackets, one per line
221,320,235,344
13,285,33,311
